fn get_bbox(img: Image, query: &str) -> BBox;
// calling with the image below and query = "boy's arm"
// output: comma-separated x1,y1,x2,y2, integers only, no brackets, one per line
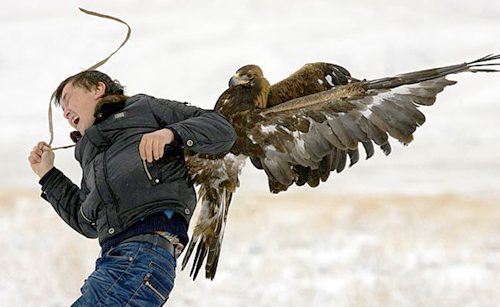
39,167,98,238
30,141,97,238
147,98,236,156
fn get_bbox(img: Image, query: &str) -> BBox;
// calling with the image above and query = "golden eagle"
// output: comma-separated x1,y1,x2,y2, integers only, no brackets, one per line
182,54,500,280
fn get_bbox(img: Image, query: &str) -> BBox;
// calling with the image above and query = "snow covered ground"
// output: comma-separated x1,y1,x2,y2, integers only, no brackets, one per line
1,0,500,306
2,191,500,306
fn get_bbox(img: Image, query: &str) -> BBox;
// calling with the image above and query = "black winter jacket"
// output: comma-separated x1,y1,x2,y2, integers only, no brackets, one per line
40,94,236,244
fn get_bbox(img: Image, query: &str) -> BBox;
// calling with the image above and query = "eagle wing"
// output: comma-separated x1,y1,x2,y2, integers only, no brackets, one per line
182,54,500,280
233,54,500,193
182,153,246,280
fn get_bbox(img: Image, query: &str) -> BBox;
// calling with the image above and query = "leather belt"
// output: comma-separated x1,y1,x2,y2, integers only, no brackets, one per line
121,233,174,257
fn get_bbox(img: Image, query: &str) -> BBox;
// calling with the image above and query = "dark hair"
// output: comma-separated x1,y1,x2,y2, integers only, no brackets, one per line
53,70,126,106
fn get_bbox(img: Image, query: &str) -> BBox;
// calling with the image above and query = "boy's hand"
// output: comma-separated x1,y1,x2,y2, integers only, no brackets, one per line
139,128,175,163
28,141,55,178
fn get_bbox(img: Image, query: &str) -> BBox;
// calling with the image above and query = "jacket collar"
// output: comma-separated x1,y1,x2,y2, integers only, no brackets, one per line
93,95,129,125
70,95,129,143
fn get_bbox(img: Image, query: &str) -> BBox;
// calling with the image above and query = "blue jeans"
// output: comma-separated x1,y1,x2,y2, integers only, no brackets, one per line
71,236,176,306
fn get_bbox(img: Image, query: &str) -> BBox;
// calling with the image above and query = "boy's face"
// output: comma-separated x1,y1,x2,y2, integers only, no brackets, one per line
61,81,104,135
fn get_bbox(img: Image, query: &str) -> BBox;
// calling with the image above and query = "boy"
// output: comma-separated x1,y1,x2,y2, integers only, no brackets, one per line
28,70,236,306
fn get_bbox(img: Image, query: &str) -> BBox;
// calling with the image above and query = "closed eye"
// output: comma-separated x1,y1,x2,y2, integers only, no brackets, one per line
61,93,70,111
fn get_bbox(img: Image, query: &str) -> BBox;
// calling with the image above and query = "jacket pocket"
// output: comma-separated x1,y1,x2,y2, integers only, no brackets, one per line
79,206,96,225
142,159,163,185
80,191,101,226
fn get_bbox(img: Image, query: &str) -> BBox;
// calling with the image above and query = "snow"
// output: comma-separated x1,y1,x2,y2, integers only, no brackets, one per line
1,0,500,306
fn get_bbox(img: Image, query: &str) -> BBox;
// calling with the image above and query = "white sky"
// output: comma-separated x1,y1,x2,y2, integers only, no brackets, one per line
1,0,499,196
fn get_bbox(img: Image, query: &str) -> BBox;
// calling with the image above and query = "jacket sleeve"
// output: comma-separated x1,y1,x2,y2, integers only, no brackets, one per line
148,98,236,156
39,167,98,238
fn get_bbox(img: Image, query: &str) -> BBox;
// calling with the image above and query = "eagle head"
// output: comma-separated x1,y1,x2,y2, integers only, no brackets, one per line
216,64,271,112
229,65,265,87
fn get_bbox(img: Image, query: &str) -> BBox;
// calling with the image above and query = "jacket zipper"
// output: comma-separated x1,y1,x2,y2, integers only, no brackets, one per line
101,150,121,229
144,274,166,301
142,159,153,181
79,206,95,225
102,150,120,204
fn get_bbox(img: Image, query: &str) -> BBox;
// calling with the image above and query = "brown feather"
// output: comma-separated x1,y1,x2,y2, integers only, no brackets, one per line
268,62,353,107
182,54,500,280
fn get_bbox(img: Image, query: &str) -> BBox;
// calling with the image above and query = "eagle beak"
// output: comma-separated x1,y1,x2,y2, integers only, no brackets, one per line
229,75,238,87
229,72,250,87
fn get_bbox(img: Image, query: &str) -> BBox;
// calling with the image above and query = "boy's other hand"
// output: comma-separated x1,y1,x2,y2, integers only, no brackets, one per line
139,129,175,163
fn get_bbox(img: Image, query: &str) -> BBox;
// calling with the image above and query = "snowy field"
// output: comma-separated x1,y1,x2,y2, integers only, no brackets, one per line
1,0,500,306
2,191,500,306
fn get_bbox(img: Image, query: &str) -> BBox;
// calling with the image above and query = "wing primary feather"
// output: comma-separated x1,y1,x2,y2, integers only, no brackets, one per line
338,113,369,143
369,100,416,143
335,150,348,173
367,54,500,90
358,116,389,146
250,156,263,169
295,165,310,186
307,169,321,187
319,154,333,182
190,242,207,279
362,141,375,159
327,118,358,149
380,142,392,156
348,150,360,167
330,148,340,171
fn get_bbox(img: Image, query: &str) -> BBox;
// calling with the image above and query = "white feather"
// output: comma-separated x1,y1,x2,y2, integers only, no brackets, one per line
260,124,279,134
325,75,335,86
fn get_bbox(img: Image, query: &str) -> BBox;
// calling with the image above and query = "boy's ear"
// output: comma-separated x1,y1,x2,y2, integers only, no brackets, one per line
95,81,106,99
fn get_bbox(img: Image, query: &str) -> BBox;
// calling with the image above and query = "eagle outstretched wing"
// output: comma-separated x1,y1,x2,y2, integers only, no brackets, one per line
182,54,500,280
237,77,455,192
